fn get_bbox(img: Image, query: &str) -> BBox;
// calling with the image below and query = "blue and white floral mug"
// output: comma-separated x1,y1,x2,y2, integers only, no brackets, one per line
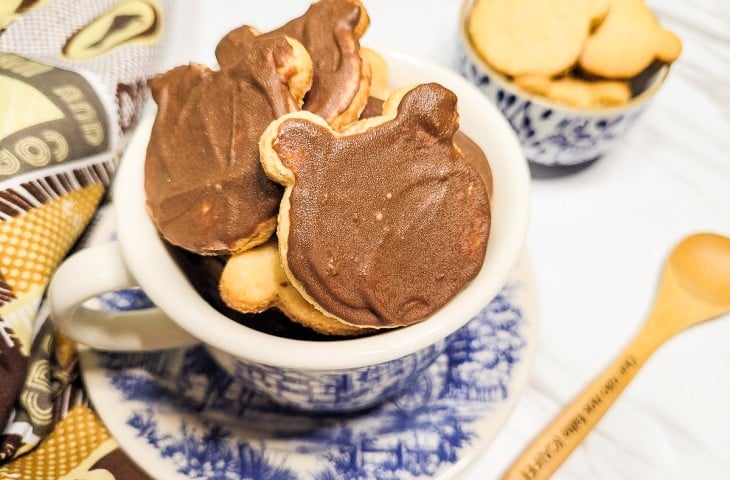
48,51,530,413
457,0,670,167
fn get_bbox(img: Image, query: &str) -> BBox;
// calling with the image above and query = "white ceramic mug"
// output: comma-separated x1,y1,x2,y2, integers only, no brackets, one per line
48,50,530,412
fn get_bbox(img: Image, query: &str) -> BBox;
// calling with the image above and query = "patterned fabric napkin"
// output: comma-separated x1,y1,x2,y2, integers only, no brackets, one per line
0,404,153,479
0,0,168,471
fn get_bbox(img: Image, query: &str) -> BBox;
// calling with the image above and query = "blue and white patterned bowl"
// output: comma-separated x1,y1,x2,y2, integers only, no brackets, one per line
457,0,670,167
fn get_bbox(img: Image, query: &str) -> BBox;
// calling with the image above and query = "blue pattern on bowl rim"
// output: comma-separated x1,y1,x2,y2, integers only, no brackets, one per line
457,45,650,166
80,254,537,480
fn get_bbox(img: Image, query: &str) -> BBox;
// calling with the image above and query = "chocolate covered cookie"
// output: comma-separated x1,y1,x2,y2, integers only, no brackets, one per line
145,35,312,255
220,239,373,336
259,83,491,329
216,0,371,129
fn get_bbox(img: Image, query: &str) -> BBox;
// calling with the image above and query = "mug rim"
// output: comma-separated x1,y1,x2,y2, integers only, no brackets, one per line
458,0,671,116
114,49,530,371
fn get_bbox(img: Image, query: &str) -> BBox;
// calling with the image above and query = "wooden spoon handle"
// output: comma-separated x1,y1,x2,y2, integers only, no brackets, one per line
502,330,662,480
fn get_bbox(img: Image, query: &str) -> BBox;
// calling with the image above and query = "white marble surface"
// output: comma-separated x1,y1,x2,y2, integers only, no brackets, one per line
158,1,730,478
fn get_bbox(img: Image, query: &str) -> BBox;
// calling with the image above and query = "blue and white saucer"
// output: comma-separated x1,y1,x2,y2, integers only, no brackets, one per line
80,253,537,480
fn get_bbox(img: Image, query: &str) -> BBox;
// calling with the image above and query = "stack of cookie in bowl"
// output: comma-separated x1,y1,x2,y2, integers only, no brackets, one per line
144,0,499,338
459,0,682,166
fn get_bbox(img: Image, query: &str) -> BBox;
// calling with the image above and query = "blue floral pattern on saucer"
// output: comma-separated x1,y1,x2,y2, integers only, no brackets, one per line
81,255,537,480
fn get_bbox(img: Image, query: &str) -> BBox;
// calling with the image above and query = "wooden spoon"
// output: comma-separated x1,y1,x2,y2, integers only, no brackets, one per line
503,232,730,480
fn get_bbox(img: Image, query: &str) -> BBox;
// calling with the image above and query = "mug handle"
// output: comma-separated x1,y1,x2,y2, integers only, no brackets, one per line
49,241,199,351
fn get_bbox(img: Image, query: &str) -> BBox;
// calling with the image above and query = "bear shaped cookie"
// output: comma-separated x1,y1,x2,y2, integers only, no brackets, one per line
220,239,373,336
216,0,371,129
579,0,682,78
259,83,492,329
468,0,609,77
145,34,312,255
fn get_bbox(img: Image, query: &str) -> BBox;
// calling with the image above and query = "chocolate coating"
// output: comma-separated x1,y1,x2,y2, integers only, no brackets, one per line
145,36,302,255
216,0,367,123
455,130,493,198
273,84,491,327
362,96,493,198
